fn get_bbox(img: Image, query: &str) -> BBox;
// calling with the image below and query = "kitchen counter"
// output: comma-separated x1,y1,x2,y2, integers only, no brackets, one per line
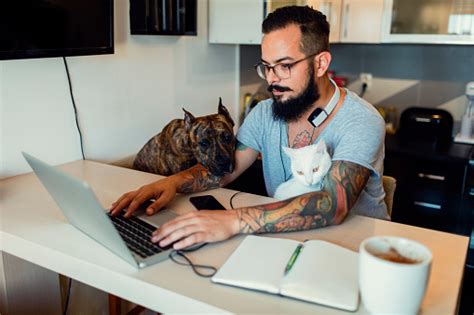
385,134,473,164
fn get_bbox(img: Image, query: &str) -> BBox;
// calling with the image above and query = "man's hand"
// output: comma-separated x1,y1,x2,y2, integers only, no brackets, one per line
151,210,240,250
109,177,179,217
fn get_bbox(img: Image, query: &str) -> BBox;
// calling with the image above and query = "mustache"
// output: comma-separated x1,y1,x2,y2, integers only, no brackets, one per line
267,85,292,93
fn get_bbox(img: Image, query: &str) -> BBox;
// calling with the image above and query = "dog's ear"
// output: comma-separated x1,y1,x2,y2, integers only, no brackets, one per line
182,108,195,131
218,97,234,127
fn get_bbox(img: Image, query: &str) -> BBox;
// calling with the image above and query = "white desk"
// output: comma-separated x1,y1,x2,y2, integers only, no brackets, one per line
0,160,470,314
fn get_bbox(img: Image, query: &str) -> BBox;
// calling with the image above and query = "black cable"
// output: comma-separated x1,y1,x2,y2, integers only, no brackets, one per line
63,278,72,315
63,57,85,160
229,191,242,209
166,190,244,276
169,250,217,278
360,82,368,98
168,243,217,278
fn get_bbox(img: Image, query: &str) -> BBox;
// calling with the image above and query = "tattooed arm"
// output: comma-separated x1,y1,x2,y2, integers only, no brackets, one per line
173,140,259,193
109,141,258,217
152,160,370,249
236,160,369,233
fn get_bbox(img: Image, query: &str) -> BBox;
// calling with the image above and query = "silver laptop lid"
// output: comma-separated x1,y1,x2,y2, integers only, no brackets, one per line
22,152,138,267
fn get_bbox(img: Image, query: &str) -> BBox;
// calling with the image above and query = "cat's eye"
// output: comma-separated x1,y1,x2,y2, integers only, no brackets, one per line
297,171,303,175
313,167,319,173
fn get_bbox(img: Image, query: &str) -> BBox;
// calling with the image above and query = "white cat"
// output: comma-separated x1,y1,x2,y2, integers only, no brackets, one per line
274,140,332,200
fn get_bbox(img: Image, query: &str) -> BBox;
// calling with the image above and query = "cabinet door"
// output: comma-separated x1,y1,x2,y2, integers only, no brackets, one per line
382,0,474,44
384,154,467,234
311,0,343,43
209,0,264,44
209,0,325,45
340,0,385,43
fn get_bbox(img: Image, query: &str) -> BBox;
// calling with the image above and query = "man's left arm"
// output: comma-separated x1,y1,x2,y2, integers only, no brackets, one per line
236,160,369,233
153,160,370,249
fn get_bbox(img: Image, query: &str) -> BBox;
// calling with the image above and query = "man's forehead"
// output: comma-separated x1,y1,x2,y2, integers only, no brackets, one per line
261,25,303,63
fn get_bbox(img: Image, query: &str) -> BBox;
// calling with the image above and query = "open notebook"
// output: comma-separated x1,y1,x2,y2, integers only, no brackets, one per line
212,235,359,311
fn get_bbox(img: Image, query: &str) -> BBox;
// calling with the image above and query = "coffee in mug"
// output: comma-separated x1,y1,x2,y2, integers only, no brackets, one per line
359,236,432,314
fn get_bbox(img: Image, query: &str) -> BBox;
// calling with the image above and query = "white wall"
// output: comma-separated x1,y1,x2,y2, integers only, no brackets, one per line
0,0,239,179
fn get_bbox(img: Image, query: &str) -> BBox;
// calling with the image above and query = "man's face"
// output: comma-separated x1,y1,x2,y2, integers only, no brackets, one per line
261,24,320,122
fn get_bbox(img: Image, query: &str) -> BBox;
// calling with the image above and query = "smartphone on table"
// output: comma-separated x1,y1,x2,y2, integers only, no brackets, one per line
189,195,226,210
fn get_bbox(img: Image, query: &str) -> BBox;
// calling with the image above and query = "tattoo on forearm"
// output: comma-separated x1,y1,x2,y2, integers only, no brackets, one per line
177,164,222,193
236,161,369,234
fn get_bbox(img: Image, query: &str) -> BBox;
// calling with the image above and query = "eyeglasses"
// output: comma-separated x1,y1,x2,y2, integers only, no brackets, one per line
254,52,319,80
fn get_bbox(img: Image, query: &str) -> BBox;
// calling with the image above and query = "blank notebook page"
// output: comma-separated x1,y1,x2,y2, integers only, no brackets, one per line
280,240,359,311
212,236,299,294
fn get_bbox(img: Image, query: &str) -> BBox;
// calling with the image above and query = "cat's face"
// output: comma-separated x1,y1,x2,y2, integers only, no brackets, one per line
283,140,332,186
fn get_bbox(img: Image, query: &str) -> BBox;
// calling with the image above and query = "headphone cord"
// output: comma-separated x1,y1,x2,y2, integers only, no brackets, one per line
167,191,242,277
168,243,217,278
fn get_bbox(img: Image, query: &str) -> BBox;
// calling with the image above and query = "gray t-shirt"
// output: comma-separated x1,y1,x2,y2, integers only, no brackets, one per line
236,89,389,220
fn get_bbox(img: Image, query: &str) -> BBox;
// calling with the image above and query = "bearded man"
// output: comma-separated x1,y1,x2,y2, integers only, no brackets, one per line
110,6,388,250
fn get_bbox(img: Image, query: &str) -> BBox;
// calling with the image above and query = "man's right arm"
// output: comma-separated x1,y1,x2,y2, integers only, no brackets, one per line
109,141,258,217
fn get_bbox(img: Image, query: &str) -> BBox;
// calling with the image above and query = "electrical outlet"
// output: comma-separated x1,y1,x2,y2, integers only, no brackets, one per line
360,73,373,89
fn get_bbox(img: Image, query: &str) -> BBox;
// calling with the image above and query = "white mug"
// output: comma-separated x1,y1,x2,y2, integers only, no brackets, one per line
359,236,432,315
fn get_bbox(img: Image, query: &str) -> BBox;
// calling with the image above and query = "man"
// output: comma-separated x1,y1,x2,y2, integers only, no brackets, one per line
110,6,388,250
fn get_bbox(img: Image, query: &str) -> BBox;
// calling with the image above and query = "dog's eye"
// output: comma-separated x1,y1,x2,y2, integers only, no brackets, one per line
199,139,210,148
221,134,233,144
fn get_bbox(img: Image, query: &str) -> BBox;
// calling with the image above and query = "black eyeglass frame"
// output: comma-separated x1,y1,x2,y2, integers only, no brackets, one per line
254,52,319,80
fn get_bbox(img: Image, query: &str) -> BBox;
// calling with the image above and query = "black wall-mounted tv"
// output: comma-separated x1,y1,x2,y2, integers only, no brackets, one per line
0,0,114,60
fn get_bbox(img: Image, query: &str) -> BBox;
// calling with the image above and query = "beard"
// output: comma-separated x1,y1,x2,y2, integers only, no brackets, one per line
269,66,320,123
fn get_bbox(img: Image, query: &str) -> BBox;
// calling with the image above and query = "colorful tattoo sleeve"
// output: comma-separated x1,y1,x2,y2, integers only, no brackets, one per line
176,164,222,193
236,160,370,233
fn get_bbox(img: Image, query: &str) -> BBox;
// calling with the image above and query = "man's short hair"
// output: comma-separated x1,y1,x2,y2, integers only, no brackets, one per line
262,5,330,55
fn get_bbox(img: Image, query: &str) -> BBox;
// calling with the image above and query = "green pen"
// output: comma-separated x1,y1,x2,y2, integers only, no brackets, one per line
284,243,304,275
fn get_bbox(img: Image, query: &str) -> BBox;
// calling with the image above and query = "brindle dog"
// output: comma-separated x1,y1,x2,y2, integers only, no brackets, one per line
133,98,236,177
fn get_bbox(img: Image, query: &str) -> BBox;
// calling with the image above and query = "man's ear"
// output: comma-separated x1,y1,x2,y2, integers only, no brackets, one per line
315,51,332,78
218,97,235,127
182,108,195,131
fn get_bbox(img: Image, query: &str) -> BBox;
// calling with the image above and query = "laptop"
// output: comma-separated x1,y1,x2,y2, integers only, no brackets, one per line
22,152,178,268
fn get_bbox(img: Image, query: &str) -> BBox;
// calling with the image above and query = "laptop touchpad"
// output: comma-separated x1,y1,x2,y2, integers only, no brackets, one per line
139,209,178,228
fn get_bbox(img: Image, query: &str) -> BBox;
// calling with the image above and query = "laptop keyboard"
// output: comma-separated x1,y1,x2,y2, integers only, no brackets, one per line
107,210,172,258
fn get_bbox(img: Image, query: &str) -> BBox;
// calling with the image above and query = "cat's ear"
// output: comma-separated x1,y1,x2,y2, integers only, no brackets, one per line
282,146,293,158
315,139,328,154
182,108,195,131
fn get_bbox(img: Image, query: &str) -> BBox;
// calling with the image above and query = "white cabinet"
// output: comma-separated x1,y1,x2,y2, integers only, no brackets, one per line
339,0,385,43
381,0,474,44
208,0,264,44
209,0,385,44
311,0,343,43
209,0,318,44
293,0,385,43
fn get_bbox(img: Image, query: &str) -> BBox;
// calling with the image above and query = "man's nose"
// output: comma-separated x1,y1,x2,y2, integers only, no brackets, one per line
266,68,280,85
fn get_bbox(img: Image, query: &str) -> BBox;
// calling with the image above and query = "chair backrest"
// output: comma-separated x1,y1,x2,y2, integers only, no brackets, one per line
382,175,397,218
